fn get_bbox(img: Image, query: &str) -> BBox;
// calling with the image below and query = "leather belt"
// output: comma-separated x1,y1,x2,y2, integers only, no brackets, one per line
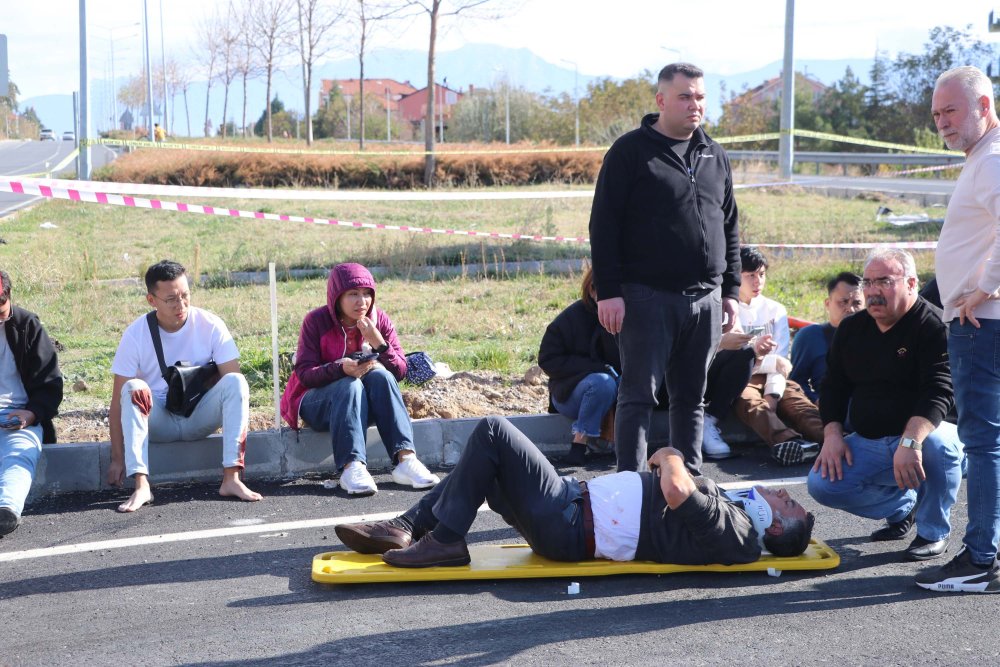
579,480,596,559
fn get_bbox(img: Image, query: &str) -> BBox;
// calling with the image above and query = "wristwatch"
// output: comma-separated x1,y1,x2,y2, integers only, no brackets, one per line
374,343,389,354
899,437,923,451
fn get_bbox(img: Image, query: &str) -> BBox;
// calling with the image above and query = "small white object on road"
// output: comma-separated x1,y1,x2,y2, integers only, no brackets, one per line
567,582,580,594
767,567,782,578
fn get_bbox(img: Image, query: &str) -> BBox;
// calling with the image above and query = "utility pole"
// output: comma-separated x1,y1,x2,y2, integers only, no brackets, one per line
386,87,391,142
78,0,91,179
142,0,154,141
778,0,795,180
159,0,167,134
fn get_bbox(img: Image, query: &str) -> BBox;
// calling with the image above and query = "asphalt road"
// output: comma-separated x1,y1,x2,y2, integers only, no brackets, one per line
0,140,116,216
2,441,995,666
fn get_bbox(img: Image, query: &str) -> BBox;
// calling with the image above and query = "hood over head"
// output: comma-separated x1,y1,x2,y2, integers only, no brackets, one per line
327,263,377,320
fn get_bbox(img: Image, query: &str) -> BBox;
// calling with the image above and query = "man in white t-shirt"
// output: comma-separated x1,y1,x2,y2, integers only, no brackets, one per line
731,247,824,466
107,260,261,512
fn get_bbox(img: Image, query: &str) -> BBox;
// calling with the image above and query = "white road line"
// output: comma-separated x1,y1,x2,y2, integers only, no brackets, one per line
0,477,808,563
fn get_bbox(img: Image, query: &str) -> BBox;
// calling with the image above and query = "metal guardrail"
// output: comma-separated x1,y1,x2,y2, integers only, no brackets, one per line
728,150,965,166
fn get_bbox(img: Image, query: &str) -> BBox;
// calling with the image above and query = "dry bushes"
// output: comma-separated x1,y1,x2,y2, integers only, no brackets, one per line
95,142,604,189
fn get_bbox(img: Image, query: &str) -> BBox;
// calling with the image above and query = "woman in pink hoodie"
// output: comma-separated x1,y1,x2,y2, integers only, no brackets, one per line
281,263,439,495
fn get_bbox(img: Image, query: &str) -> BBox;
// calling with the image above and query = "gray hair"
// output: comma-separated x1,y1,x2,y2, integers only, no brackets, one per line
936,66,995,110
864,247,917,279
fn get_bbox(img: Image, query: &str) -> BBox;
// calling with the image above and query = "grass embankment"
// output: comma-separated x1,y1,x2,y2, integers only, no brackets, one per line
2,186,941,418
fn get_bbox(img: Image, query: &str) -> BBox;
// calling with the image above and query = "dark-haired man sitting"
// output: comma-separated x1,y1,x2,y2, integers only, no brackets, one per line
107,260,261,512
790,272,864,404
336,416,815,568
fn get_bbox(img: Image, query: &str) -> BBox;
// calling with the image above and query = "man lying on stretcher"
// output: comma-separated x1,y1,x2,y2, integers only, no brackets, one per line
336,416,815,568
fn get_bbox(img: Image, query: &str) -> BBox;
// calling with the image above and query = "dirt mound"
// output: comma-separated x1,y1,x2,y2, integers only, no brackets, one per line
53,368,551,443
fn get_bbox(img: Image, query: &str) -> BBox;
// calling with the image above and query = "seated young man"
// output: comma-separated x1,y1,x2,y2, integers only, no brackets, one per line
336,416,816,568
107,260,261,512
0,270,63,538
733,247,824,466
790,272,863,403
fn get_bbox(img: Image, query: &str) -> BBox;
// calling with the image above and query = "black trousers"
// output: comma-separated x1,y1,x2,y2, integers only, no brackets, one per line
705,347,756,421
412,416,588,562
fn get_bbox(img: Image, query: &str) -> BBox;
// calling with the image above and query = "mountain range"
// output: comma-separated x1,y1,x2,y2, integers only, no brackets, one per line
22,42,873,138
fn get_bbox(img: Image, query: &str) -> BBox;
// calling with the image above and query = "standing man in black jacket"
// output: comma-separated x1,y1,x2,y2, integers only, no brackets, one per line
0,270,64,537
589,63,741,474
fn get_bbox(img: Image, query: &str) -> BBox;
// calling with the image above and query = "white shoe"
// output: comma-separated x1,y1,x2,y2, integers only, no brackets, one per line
339,461,378,495
701,414,732,459
392,455,440,489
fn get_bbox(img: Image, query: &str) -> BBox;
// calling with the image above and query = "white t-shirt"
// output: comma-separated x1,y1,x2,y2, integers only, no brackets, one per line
111,307,239,402
0,325,28,410
588,471,642,561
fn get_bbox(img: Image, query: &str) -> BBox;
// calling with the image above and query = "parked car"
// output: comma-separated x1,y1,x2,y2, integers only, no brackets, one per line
62,131,75,141
39,129,55,141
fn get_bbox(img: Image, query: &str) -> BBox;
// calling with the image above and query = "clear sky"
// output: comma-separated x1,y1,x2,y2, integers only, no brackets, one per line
5,0,996,100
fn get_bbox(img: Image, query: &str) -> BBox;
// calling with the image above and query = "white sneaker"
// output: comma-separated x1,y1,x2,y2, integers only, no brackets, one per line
392,455,441,489
701,414,732,459
339,461,378,495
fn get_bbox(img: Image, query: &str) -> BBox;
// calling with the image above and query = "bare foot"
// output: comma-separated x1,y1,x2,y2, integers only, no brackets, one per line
219,476,263,502
117,487,154,513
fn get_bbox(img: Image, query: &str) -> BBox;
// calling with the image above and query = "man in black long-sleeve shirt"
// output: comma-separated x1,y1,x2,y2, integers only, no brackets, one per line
807,249,964,562
589,62,741,475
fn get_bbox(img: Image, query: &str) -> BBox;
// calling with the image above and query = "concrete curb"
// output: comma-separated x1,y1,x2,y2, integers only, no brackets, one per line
27,411,756,500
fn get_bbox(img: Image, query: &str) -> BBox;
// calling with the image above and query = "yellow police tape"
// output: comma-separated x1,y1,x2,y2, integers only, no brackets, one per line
311,538,839,584
18,148,80,178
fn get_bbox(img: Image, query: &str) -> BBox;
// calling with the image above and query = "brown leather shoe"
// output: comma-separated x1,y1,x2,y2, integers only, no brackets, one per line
335,519,413,554
382,532,471,568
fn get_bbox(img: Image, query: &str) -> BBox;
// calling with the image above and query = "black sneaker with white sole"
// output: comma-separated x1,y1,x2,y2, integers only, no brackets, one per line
915,547,1000,593
772,439,819,466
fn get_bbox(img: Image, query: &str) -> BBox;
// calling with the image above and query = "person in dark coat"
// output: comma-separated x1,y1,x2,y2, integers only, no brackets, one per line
538,267,621,465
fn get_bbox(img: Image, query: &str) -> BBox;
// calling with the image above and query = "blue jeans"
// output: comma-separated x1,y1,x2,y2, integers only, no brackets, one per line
0,420,43,517
807,421,964,541
950,318,1000,564
298,367,414,470
616,284,721,473
551,372,618,439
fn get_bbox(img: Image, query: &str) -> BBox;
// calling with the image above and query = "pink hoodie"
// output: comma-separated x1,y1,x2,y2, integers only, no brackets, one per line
280,263,407,428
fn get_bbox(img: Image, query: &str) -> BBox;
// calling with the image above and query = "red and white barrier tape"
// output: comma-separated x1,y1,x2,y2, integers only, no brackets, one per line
0,178,590,244
0,178,939,250
10,176,790,202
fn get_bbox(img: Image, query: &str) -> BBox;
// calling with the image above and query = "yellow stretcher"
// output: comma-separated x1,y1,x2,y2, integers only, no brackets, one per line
312,538,839,585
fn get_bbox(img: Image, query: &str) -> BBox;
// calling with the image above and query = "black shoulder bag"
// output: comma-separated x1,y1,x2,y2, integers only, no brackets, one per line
146,312,219,417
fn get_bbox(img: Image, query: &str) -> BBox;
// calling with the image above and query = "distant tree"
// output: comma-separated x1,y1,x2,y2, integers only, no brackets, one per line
448,84,572,144
348,0,412,150
579,74,655,145
405,0,504,186
249,0,296,142
295,0,349,146
167,58,193,137
215,3,243,138
254,96,289,136
817,66,869,145
195,11,223,137
314,87,347,139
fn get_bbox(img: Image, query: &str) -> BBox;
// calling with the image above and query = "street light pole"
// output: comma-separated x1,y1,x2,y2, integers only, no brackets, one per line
78,0,91,179
778,0,796,179
159,0,167,135
142,0,154,141
561,59,580,146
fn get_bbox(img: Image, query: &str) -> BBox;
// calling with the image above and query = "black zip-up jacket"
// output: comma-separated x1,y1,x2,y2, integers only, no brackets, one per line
538,300,621,407
589,114,741,301
4,305,63,444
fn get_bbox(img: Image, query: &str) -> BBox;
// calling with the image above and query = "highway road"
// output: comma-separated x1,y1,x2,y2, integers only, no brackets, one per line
2,441,995,666
0,139,117,216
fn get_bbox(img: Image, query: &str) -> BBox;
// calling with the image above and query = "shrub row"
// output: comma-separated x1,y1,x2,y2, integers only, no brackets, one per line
94,142,605,189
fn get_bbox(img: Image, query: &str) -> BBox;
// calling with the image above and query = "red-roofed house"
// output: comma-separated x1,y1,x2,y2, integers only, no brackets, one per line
397,83,464,140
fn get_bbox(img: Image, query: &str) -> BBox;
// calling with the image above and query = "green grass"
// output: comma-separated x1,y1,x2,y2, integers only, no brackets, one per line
1,185,943,420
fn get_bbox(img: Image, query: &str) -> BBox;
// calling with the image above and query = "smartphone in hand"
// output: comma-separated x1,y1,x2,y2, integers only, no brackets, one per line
347,351,379,362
